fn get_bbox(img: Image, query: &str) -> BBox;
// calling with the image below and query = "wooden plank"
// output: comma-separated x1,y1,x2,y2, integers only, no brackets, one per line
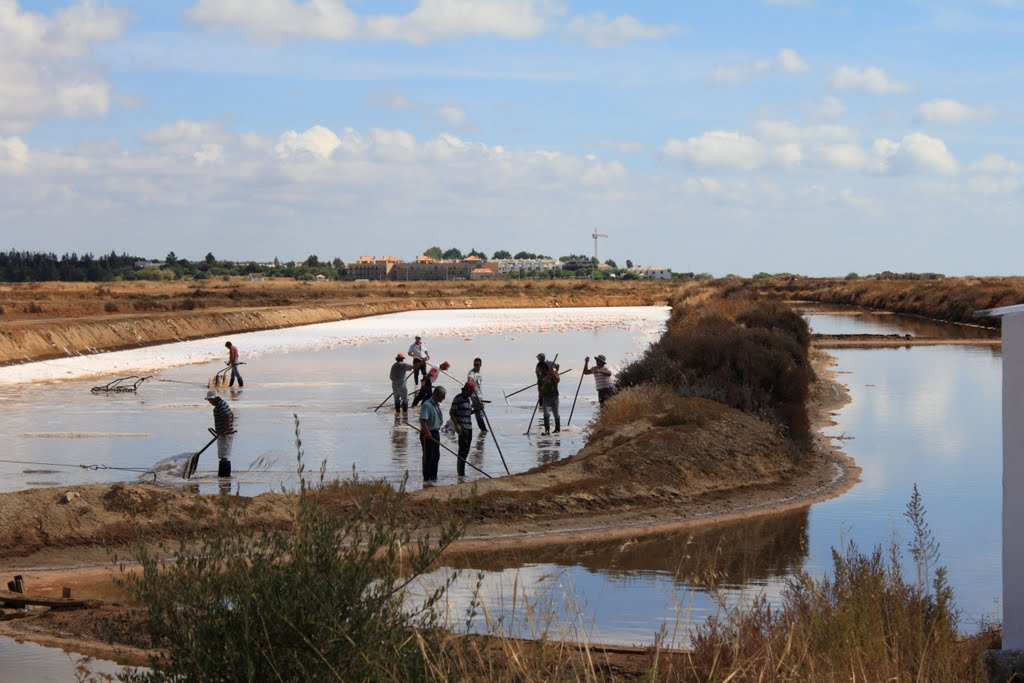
0,590,99,609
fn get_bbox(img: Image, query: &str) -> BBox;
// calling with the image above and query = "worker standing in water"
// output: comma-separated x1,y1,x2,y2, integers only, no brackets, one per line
206,390,235,478
225,341,243,388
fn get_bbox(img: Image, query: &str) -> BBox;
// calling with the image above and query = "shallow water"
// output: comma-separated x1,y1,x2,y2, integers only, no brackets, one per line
0,637,133,682
0,307,668,495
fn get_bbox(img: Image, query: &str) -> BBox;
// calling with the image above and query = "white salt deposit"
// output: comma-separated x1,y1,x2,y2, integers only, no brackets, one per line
0,307,667,385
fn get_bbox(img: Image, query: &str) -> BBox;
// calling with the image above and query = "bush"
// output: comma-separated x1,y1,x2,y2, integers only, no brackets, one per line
115,418,469,682
617,294,814,442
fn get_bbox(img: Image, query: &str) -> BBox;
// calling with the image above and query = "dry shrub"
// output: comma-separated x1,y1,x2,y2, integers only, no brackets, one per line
618,293,814,443
685,489,993,682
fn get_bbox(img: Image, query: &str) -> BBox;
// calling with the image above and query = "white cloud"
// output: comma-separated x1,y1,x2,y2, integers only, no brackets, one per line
186,0,358,42
712,48,810,84
968,175,1022,195
969,154,1022,174
777,48,810,72
437,105,467,126
564,12,680,48
0,0,128,132
0,135,29,172
368,86,416,112
662,125,961,176
682,176,753,206
755,120,858,143
915,98,992,124
814,95,847,119
275,125,343,160
870,133,959,175
830,65,910,94
365,0,564,44
661,131,802,171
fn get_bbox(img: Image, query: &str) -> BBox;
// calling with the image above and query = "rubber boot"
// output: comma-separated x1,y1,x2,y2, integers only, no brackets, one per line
554,417,560,434
218,460,232,478
543,414,550,436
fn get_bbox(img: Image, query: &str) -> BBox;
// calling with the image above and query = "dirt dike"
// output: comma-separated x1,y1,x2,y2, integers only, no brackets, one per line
0,280,677,366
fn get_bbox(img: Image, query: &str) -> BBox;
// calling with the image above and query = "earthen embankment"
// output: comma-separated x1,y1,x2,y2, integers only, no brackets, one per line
0,280,677,366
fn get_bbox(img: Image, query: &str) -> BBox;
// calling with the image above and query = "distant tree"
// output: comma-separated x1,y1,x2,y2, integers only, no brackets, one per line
305,255,319,267
492,249,512,259
165,251,177,266
625,259,634,269
423,246,443,260
332,257,344,268
205,252,216,265
442,247,464,260
467,248,487,259
605,259,617,268
514,251,537,259
273,256,280,267
845,272,860,280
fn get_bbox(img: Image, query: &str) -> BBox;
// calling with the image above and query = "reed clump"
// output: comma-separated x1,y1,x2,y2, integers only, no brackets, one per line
616,292,814,443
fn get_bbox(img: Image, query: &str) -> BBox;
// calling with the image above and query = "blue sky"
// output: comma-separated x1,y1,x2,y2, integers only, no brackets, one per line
1,1,1022,275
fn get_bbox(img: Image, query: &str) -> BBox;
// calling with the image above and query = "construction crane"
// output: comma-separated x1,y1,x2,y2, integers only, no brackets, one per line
592,231,608,263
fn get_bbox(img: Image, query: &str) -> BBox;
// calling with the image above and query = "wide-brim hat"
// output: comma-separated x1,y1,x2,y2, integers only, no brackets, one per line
595,354,607,363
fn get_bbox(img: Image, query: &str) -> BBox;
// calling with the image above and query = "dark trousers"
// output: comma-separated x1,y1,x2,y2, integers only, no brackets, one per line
229,362,243,387
456,429,472,476
475,408,486,431
412,359,425,384
421,429,440,481
598,387,615,406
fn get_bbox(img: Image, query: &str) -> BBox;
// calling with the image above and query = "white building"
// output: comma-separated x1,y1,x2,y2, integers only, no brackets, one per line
494,258,561,275
629,266,671,280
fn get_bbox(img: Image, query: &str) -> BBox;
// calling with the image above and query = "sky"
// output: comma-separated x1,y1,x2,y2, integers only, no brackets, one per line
1,1,1022,276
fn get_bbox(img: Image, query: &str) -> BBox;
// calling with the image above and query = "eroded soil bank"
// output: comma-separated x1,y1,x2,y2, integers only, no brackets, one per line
0,349,855,666
0,279,678,365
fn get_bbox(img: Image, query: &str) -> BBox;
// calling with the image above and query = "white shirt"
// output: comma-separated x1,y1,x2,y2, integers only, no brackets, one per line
408,342,426,360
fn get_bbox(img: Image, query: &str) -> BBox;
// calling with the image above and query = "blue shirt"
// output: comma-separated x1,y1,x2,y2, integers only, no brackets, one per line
419,397,443,431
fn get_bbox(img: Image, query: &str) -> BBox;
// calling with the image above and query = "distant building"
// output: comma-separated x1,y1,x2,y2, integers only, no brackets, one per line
393,257,475,281
493,258,561,276
348,256,402,281
629,266,671,280
469,267,496,280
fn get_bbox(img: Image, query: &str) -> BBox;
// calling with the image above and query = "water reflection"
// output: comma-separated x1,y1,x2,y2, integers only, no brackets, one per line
447,507,810,588
798,305,999,340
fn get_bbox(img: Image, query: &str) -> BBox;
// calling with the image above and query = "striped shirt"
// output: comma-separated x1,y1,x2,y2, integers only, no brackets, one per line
592,366,613,391
450,393,474,431
211,397,234,435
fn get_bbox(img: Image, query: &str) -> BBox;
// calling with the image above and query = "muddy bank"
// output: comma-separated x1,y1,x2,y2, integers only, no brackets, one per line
0,280,678,366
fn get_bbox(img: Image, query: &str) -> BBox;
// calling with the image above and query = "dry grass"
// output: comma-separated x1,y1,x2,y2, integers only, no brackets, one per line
754,275,1024,327
0,278,679,321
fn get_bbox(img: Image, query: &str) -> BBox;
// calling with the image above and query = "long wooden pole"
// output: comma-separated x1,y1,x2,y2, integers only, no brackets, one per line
567,362,586,426
404,422,493,479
